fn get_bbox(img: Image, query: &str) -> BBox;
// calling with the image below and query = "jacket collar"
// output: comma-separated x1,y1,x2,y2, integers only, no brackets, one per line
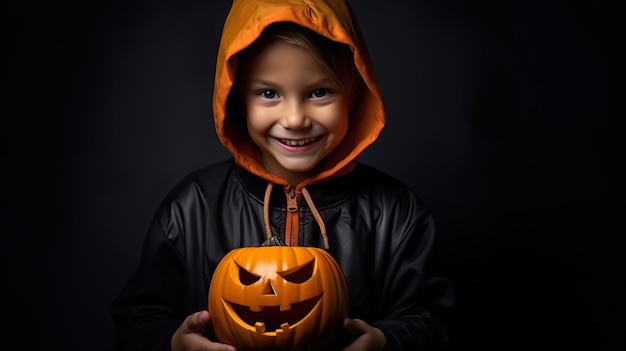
234,160,358,209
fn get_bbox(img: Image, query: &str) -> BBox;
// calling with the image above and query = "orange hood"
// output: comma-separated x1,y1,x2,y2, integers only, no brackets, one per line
213,0,385,189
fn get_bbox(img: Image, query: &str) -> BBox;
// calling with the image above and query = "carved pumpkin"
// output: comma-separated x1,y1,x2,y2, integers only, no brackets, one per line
208,246,349,351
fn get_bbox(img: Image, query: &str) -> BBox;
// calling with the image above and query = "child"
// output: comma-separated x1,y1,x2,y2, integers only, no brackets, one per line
111,0,454,350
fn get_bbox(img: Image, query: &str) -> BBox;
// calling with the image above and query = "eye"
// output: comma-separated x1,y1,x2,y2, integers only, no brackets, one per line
237,264,261,286
309,88,330,98
278,260,315,284
257,89,277,99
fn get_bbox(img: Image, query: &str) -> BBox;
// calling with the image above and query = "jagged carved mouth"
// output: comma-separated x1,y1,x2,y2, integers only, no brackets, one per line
224,295,322,333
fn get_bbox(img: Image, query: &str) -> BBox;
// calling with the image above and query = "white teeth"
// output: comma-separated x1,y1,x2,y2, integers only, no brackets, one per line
280,137,317,146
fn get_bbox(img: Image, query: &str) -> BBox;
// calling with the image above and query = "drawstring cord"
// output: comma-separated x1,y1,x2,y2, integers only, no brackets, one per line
301,187,329,249
262,182,329,249
263,182,274,242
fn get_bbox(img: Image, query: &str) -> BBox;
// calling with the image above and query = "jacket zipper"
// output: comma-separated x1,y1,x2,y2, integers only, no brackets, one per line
284,187,300,246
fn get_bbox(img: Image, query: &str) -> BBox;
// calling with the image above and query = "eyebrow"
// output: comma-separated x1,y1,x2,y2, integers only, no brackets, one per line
248,77,336,88
248,79,276,86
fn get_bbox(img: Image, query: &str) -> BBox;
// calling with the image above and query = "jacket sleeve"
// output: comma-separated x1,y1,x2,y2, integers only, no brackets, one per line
110,218,186,351
370,202,455,350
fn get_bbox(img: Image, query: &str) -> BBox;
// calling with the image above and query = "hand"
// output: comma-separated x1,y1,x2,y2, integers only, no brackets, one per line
171,310,237,351
341,317,386,351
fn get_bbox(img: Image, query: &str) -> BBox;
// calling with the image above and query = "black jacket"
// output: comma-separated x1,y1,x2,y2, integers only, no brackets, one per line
110,159,454,350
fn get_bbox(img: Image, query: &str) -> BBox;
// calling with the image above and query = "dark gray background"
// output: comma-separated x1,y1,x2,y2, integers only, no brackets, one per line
4,0,625,350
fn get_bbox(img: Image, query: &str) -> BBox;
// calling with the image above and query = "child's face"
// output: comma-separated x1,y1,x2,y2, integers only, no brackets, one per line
241,40,350,185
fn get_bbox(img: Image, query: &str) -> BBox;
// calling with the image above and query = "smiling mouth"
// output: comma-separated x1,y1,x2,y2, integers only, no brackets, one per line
278,136,320,147
224,295,322,333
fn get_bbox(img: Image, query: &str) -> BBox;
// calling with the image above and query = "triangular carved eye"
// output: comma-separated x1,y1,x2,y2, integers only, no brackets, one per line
237,263,261,286
278,259,315,284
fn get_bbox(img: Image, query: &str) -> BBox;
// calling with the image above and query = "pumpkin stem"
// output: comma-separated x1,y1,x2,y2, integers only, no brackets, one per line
261,235,286,246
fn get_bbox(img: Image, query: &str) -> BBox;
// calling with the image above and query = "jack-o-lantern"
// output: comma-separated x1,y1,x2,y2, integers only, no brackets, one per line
208,246,349,351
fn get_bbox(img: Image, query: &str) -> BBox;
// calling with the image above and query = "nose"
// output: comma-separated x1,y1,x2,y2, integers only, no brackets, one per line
262,281,276,295
281,100,310,130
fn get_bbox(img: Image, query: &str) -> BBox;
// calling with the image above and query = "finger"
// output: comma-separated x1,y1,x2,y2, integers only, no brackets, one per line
342,317,368,336
207,342,237,351
174,311,237,351
176,334,237,351
192,312,239,351
183,310,211,333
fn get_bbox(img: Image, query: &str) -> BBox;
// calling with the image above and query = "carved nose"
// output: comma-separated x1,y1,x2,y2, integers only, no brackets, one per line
262,282,276,295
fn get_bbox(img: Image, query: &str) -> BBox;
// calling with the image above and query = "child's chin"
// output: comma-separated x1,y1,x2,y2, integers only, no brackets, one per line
276,162,323,178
